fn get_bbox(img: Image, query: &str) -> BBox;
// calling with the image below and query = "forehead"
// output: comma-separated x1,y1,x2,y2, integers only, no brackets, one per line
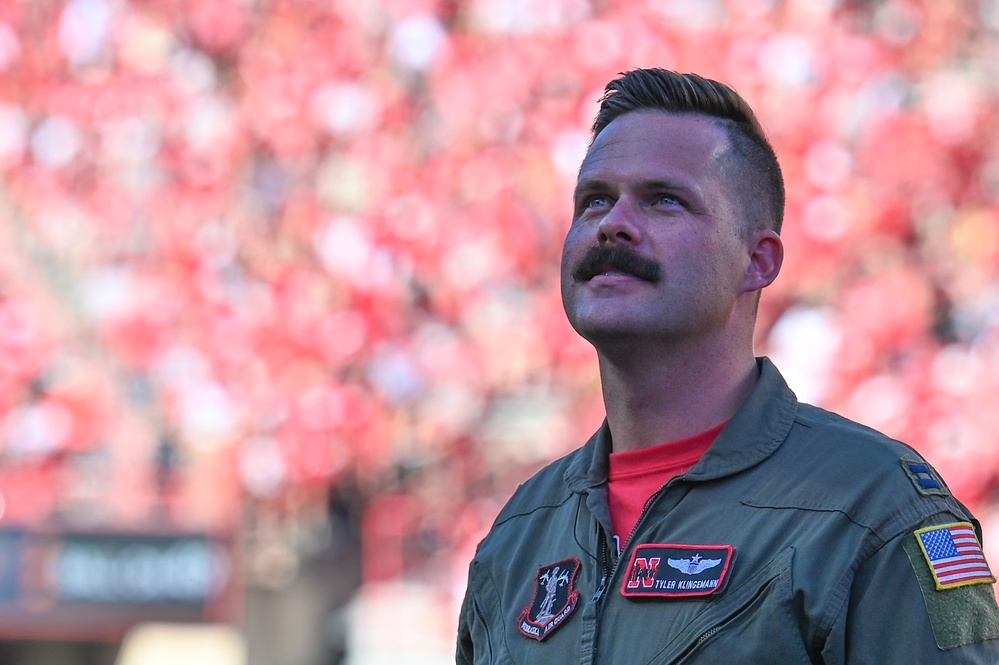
578,111,731,185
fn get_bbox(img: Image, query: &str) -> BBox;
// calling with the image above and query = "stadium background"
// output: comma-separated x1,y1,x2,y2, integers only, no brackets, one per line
1,0,998,663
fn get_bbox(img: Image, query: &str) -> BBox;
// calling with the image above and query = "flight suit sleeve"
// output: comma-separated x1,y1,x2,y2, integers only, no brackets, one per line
823,518,999,664
456,586,475,665
456,562,489,665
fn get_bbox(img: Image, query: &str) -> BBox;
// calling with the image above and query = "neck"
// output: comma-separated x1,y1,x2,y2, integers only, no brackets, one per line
597,346,759,453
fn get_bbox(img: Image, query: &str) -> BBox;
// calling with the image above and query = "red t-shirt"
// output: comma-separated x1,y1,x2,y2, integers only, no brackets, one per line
607,422,725,554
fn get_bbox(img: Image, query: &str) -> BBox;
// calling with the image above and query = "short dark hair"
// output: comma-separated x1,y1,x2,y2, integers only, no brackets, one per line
591,68,785,235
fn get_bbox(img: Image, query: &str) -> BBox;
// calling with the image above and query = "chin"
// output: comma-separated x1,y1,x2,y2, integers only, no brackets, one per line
570,319,659,345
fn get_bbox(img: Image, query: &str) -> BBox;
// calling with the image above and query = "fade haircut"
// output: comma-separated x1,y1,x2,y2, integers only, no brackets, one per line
591,68,785,235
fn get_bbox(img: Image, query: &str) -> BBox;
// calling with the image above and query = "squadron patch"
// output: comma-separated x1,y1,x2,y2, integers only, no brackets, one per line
621,543,734,598
518,557,581,641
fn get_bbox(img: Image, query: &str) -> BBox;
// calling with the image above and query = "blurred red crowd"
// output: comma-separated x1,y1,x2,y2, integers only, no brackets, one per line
0,0,998,584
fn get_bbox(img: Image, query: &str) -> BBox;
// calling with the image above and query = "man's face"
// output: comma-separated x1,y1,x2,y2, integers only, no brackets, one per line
560,111,753,349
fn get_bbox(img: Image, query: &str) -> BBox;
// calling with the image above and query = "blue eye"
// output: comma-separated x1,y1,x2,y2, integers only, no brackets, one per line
587,195,610,208
657,194,681,206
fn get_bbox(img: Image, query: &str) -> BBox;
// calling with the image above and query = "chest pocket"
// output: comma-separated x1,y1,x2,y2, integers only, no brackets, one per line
648,548,814,665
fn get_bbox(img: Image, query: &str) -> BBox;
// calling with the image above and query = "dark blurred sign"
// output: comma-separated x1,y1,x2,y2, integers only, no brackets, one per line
0,529,237,641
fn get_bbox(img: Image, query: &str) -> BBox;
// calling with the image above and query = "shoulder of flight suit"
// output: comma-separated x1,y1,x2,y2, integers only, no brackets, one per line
488,448,580,530
741,401,965,541
822,513,999,662
762,404,999,660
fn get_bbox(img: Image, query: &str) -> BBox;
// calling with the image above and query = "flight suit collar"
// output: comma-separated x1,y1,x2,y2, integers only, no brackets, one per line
564,357,798,492
684,357,798,481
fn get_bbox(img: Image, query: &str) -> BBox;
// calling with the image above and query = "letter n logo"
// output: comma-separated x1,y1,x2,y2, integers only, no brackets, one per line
626,557,661,590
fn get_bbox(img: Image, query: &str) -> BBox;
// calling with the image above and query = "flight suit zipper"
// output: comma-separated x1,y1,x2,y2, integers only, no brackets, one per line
592,478,678,608
591,536,611,604
590,477,690,664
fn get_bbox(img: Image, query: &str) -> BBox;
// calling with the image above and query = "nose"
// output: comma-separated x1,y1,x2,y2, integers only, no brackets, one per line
596,199,642,245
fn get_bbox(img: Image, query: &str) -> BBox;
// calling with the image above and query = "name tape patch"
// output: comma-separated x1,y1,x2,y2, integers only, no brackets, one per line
518,557,581,641
621,543,734,598
915,522,995,590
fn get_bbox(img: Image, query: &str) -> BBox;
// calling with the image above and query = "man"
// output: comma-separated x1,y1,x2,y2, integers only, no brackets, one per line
456,68,999,663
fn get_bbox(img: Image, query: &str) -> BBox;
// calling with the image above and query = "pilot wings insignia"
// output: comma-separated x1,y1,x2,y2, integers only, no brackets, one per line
667,553,722,575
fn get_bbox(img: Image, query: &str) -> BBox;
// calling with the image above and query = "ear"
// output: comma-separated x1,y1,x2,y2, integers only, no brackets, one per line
741,229,783,294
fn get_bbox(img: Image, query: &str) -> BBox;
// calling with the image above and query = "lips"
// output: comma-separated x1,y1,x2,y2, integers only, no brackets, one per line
572,245,662,283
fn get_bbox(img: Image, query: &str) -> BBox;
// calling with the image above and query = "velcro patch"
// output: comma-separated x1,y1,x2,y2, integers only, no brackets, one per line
901,458,950,497
621,543,734,598
518,557,581,641
903,527,999,649
915,522,995,590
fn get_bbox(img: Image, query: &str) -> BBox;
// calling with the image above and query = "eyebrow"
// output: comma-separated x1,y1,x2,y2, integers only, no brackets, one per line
572,178,608,201
638,178,700,197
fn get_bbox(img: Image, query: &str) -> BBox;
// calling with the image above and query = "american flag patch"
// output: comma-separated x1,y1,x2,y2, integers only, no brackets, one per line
915,522,995,590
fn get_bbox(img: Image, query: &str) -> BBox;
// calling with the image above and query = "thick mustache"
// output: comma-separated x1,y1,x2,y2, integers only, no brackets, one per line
572,245,662,283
